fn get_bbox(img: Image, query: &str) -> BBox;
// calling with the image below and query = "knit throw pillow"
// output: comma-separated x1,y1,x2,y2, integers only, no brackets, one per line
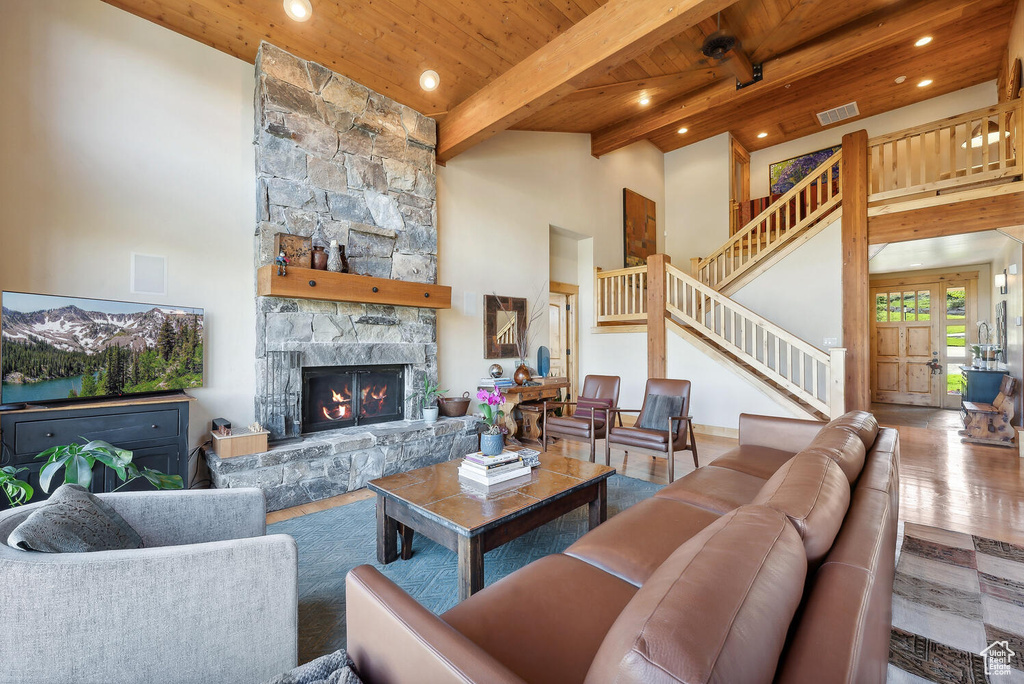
574,397,614,424
638,395,684,431
7,483,144,553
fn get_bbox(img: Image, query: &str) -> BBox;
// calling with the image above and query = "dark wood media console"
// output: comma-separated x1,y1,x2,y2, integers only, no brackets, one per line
0,395,191,506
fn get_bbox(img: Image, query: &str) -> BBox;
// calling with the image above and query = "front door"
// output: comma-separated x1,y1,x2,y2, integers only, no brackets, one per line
872,286,941,406
549,292,568,383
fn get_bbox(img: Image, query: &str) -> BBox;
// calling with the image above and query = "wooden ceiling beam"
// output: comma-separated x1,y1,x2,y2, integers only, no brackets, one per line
435,0,734,163
567,66,724,100
590,0,1001,157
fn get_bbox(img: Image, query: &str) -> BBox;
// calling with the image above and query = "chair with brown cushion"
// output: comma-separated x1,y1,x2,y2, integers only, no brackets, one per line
542,375,621,462
605,378,697,483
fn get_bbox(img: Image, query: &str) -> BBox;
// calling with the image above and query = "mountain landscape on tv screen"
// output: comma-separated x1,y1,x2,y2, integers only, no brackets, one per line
1,294,203,402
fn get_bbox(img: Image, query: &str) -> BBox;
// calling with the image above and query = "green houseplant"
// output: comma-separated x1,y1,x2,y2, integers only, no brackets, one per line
0,466,34,507
418,377,448,425
36,439,184,494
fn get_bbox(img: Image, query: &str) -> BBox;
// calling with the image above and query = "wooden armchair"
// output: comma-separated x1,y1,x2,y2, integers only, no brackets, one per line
542,375,621,462
961,375,1018,447
604,378,698,483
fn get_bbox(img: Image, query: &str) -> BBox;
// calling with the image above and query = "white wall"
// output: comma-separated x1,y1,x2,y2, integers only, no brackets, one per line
749,83,998,197
0,0,256,447
731,218,844,349
664,133,731,265
437,131,665,398
550,229,581,285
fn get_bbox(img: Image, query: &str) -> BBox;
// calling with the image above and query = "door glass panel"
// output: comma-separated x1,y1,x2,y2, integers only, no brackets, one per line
917,290,930,320
947,324,966,359
889,293,901,322
876,294,887,322
947,364,964,395
904,291,916,321
946,287,966,319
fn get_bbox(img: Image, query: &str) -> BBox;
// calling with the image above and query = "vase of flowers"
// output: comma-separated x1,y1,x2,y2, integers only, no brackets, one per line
477,388,507,456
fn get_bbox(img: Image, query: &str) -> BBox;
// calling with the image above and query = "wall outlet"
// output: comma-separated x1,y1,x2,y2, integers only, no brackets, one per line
1016,316,1022,327
824,337,839,347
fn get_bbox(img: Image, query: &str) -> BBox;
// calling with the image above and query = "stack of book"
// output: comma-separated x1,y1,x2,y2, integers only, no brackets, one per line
458,451,531,486
478,377,515,390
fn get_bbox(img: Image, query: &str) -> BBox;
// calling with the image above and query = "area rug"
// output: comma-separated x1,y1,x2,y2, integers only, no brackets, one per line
268,473,662,664
889,522,1024,683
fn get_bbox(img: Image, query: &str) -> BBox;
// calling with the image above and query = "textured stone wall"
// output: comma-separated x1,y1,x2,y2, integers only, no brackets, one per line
253,43,440,437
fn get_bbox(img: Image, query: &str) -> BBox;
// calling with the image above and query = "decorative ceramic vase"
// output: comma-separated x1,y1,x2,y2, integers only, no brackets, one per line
513,364,531,386
327,240,343,272
311,245,328,270
480,432,504,456
422,406,439,424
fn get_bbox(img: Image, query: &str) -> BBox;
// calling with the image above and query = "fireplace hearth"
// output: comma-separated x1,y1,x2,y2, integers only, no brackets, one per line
302,365,405,433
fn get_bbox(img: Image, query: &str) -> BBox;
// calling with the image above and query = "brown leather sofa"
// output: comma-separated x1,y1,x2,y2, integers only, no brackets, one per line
346,411,899,684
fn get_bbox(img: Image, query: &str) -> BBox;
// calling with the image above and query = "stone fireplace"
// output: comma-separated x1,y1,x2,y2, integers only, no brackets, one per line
203,43,478,512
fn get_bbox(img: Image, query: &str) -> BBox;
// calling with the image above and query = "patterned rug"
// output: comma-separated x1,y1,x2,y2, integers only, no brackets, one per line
889,522,1024,683
268,474,662,664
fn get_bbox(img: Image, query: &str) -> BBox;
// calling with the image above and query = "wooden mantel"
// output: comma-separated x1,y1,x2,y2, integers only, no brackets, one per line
256,265,452,310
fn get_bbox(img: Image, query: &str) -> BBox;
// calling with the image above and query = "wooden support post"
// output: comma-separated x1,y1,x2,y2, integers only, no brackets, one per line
690,257,701,277
829,347,847,418
647,254,670,379
841,131,871,412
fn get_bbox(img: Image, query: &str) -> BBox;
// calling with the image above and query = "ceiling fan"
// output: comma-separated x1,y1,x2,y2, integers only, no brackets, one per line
700,12,738,61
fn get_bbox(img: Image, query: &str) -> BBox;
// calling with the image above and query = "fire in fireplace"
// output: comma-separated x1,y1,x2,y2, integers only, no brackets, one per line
302,365,405,433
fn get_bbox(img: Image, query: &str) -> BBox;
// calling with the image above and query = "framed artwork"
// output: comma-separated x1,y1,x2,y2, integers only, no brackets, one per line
769,145,841,195
484,295,526,359
623,188,657,268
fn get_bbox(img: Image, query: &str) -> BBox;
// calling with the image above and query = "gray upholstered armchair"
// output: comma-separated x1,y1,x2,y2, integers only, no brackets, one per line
0,488,297,684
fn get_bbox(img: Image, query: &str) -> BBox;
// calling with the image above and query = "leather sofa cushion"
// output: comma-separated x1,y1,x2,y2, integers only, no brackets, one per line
824,410,879,450
442,554,637,684
738,413,824,453
857,428,899,505
803,427,866,483
776,487,896,684
711,445,796,480
751,452,850,565
565,497,721,587
609,426,669,448
586,506,807,684
655,466,766,514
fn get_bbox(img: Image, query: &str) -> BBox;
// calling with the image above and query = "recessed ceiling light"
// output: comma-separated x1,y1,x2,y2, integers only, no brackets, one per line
917,79,933,88
677,127,688,134
419,69,440,91
894,75,907,84
914,36,933,47
639,96,651,106
283,0,312,21
757,132,768,139
909,263,923,267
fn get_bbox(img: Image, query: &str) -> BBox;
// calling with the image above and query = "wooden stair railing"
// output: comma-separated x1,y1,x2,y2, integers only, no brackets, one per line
664,263,846,418
694,149,843,292
868,99,1022,202
595,265,648,324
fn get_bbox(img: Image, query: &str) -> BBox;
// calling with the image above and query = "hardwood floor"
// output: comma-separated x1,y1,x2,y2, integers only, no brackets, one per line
267,424,1024,547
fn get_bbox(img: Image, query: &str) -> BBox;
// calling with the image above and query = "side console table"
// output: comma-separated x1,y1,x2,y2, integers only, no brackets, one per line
0,395,191,506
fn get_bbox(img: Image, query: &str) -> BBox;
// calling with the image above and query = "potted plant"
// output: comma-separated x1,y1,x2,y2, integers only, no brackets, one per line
477,388,508,456
418,377,448,424
36,439,184,493
0,466,33,507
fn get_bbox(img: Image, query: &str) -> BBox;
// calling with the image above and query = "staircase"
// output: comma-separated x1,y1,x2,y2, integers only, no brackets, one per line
592,99,1022,421
693,149,843,296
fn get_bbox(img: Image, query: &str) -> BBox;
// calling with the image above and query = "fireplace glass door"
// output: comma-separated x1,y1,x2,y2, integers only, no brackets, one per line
302,365,404,433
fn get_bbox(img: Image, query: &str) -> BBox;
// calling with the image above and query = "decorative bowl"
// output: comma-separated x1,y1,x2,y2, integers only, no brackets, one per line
438,391,471,417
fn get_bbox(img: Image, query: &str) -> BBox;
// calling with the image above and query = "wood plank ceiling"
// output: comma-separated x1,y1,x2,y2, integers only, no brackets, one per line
103,0,1016,160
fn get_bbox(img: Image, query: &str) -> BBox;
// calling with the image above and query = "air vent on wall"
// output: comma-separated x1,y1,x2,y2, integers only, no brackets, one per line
816,101,860,127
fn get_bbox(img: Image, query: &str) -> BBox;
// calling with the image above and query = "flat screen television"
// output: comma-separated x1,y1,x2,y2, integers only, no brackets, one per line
1,291,204,404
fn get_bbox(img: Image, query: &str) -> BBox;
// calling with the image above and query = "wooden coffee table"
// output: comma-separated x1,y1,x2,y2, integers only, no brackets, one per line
367,450,615,601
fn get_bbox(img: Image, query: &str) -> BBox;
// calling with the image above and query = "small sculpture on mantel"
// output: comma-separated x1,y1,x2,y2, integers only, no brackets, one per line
327,240,349,273
275,250,290,276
